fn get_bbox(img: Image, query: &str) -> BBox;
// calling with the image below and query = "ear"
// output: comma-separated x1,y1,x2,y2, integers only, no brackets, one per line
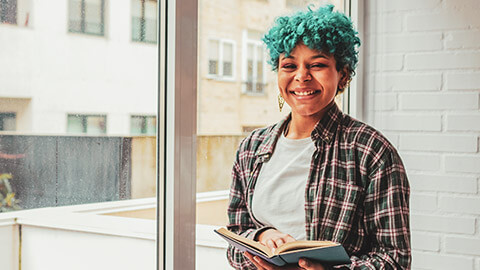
338,67,350,90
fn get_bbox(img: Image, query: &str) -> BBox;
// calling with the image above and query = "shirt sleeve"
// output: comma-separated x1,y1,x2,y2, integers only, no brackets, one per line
341,148,411,269
226,149,272,270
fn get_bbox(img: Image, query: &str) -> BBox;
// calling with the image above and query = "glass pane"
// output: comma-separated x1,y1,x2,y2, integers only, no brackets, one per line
86,115,106,134
67,115,85,133
130,116,144,134
145,116,156,135
68,0,82,32
208,40,219,74
223,43,233,76
84,0,103,35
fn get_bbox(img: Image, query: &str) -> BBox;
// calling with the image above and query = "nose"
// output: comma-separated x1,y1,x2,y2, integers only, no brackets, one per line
294,66,311,82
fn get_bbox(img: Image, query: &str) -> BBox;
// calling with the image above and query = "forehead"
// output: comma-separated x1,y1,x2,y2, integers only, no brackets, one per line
280,43,333,61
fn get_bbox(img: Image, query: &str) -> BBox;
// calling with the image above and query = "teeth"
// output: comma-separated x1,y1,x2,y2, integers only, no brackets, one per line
294,91,316,96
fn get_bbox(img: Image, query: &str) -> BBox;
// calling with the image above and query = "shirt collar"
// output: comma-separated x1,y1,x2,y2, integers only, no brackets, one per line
255,103,343,158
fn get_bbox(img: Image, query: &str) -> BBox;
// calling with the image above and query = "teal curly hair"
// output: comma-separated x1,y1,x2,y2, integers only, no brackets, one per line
262,5,361,78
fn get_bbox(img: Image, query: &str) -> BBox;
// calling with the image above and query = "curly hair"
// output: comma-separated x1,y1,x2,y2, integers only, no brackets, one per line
262,5,361,80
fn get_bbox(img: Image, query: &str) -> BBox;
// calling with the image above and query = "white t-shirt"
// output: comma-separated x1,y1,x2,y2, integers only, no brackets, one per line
251,132,315,240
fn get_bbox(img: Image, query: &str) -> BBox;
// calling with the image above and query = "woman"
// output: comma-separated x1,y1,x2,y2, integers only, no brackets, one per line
226,5,411,270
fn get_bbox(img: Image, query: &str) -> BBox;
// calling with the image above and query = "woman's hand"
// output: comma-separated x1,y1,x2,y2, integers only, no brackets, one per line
257,229,296,252
244,252,302,270
298,258,325,270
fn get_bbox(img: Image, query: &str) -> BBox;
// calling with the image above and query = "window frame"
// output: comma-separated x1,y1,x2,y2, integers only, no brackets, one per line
159,0,362,269
241,29,267,95
206,38,236,81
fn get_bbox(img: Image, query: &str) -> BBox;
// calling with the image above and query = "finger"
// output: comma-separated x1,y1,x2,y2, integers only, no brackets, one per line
266,239,277,252
274,238,285,247
284,235,296,243
253,256,276,270
244,252,265,270
298,258,324,270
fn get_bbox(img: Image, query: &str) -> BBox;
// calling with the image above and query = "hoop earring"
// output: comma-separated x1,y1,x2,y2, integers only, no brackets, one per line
278,94,285,112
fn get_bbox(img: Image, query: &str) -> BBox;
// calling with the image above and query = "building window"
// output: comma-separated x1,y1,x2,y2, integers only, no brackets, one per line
243,30,266,94
131,0,157,43
67,114,107,135
0,0,31,26
0,113,16,131
207,39,235,79
68,0,105,36
130,115,156,135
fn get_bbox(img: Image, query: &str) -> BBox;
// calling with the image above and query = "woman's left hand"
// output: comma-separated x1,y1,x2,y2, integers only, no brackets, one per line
298,258,325,270
244,252,325,270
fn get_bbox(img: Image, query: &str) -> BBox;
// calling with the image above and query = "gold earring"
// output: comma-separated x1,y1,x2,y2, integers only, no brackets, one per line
278,94,285,112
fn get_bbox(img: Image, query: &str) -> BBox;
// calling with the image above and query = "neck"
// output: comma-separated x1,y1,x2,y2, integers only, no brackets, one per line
285,101,335,139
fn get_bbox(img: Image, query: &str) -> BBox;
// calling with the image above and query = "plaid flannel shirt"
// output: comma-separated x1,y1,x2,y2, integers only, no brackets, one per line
226,104,411,269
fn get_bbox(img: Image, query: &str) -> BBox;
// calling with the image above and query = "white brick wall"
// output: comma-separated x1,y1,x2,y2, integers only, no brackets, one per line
365,0,480,269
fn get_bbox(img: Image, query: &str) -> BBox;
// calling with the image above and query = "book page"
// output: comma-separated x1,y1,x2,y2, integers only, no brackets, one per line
216,227,274,257
274,240,338,255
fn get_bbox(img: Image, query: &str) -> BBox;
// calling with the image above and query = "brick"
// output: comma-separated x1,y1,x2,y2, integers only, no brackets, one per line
411,214,476,234
381,33,443,53
375,114,441,131
445,155,480,173
400,134,477,153
445,237,480,256
439,196,480,214
446,72,480,90
400,93,479,110
379,0,441,12
444,0,480,10
375,73,442,91
412,251,474,270
410,193,437,211
447,114,480,131
411,232,440,252
405,52,480,70
399,153,441,172
446,30,480,49
407,11,478,31
375,54,403,71
369,15,402,33
409,174,478,194
373,94,397,111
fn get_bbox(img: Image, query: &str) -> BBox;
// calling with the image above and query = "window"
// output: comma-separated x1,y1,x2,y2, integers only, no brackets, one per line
0,0,31,26
243,30,266,94
68,0,105,36
0,113,15,131
131,0,157,43
67,114,107,135
207,38,235,79
130,115,156,135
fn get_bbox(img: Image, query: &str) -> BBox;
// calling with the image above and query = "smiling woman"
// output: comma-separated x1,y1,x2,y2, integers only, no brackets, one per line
226,5,411,270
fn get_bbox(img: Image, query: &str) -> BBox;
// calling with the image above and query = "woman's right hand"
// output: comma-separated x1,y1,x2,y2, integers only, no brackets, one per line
257,229,296,252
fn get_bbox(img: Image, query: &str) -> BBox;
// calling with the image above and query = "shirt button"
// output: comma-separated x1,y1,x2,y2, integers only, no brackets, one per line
325,136,329,141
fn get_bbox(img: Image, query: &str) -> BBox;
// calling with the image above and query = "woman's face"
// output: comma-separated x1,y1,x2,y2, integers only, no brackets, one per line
278,43,345,120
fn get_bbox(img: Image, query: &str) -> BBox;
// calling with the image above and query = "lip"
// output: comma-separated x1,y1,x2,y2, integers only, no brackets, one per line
289,88,321,99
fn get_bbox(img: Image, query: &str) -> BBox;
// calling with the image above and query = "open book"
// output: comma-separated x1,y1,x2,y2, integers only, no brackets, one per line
214,227,351,267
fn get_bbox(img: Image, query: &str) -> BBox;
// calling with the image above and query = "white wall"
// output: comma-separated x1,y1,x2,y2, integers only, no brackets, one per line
364,1,480,269
0,0,157,135
0,220,19,270
21,226,155,270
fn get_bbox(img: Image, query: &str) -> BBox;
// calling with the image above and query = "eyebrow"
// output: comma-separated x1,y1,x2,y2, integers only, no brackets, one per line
280,54,328,61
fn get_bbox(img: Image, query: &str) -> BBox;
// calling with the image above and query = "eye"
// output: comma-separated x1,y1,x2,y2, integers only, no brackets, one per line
281,63,296,69
310,63,327,68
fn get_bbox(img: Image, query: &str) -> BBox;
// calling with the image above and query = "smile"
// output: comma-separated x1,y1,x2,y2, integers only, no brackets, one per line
292,90,319,96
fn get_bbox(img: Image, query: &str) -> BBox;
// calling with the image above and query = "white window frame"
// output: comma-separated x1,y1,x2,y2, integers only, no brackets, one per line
241,30,267,95
206,38,236,81
160,0,361,269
